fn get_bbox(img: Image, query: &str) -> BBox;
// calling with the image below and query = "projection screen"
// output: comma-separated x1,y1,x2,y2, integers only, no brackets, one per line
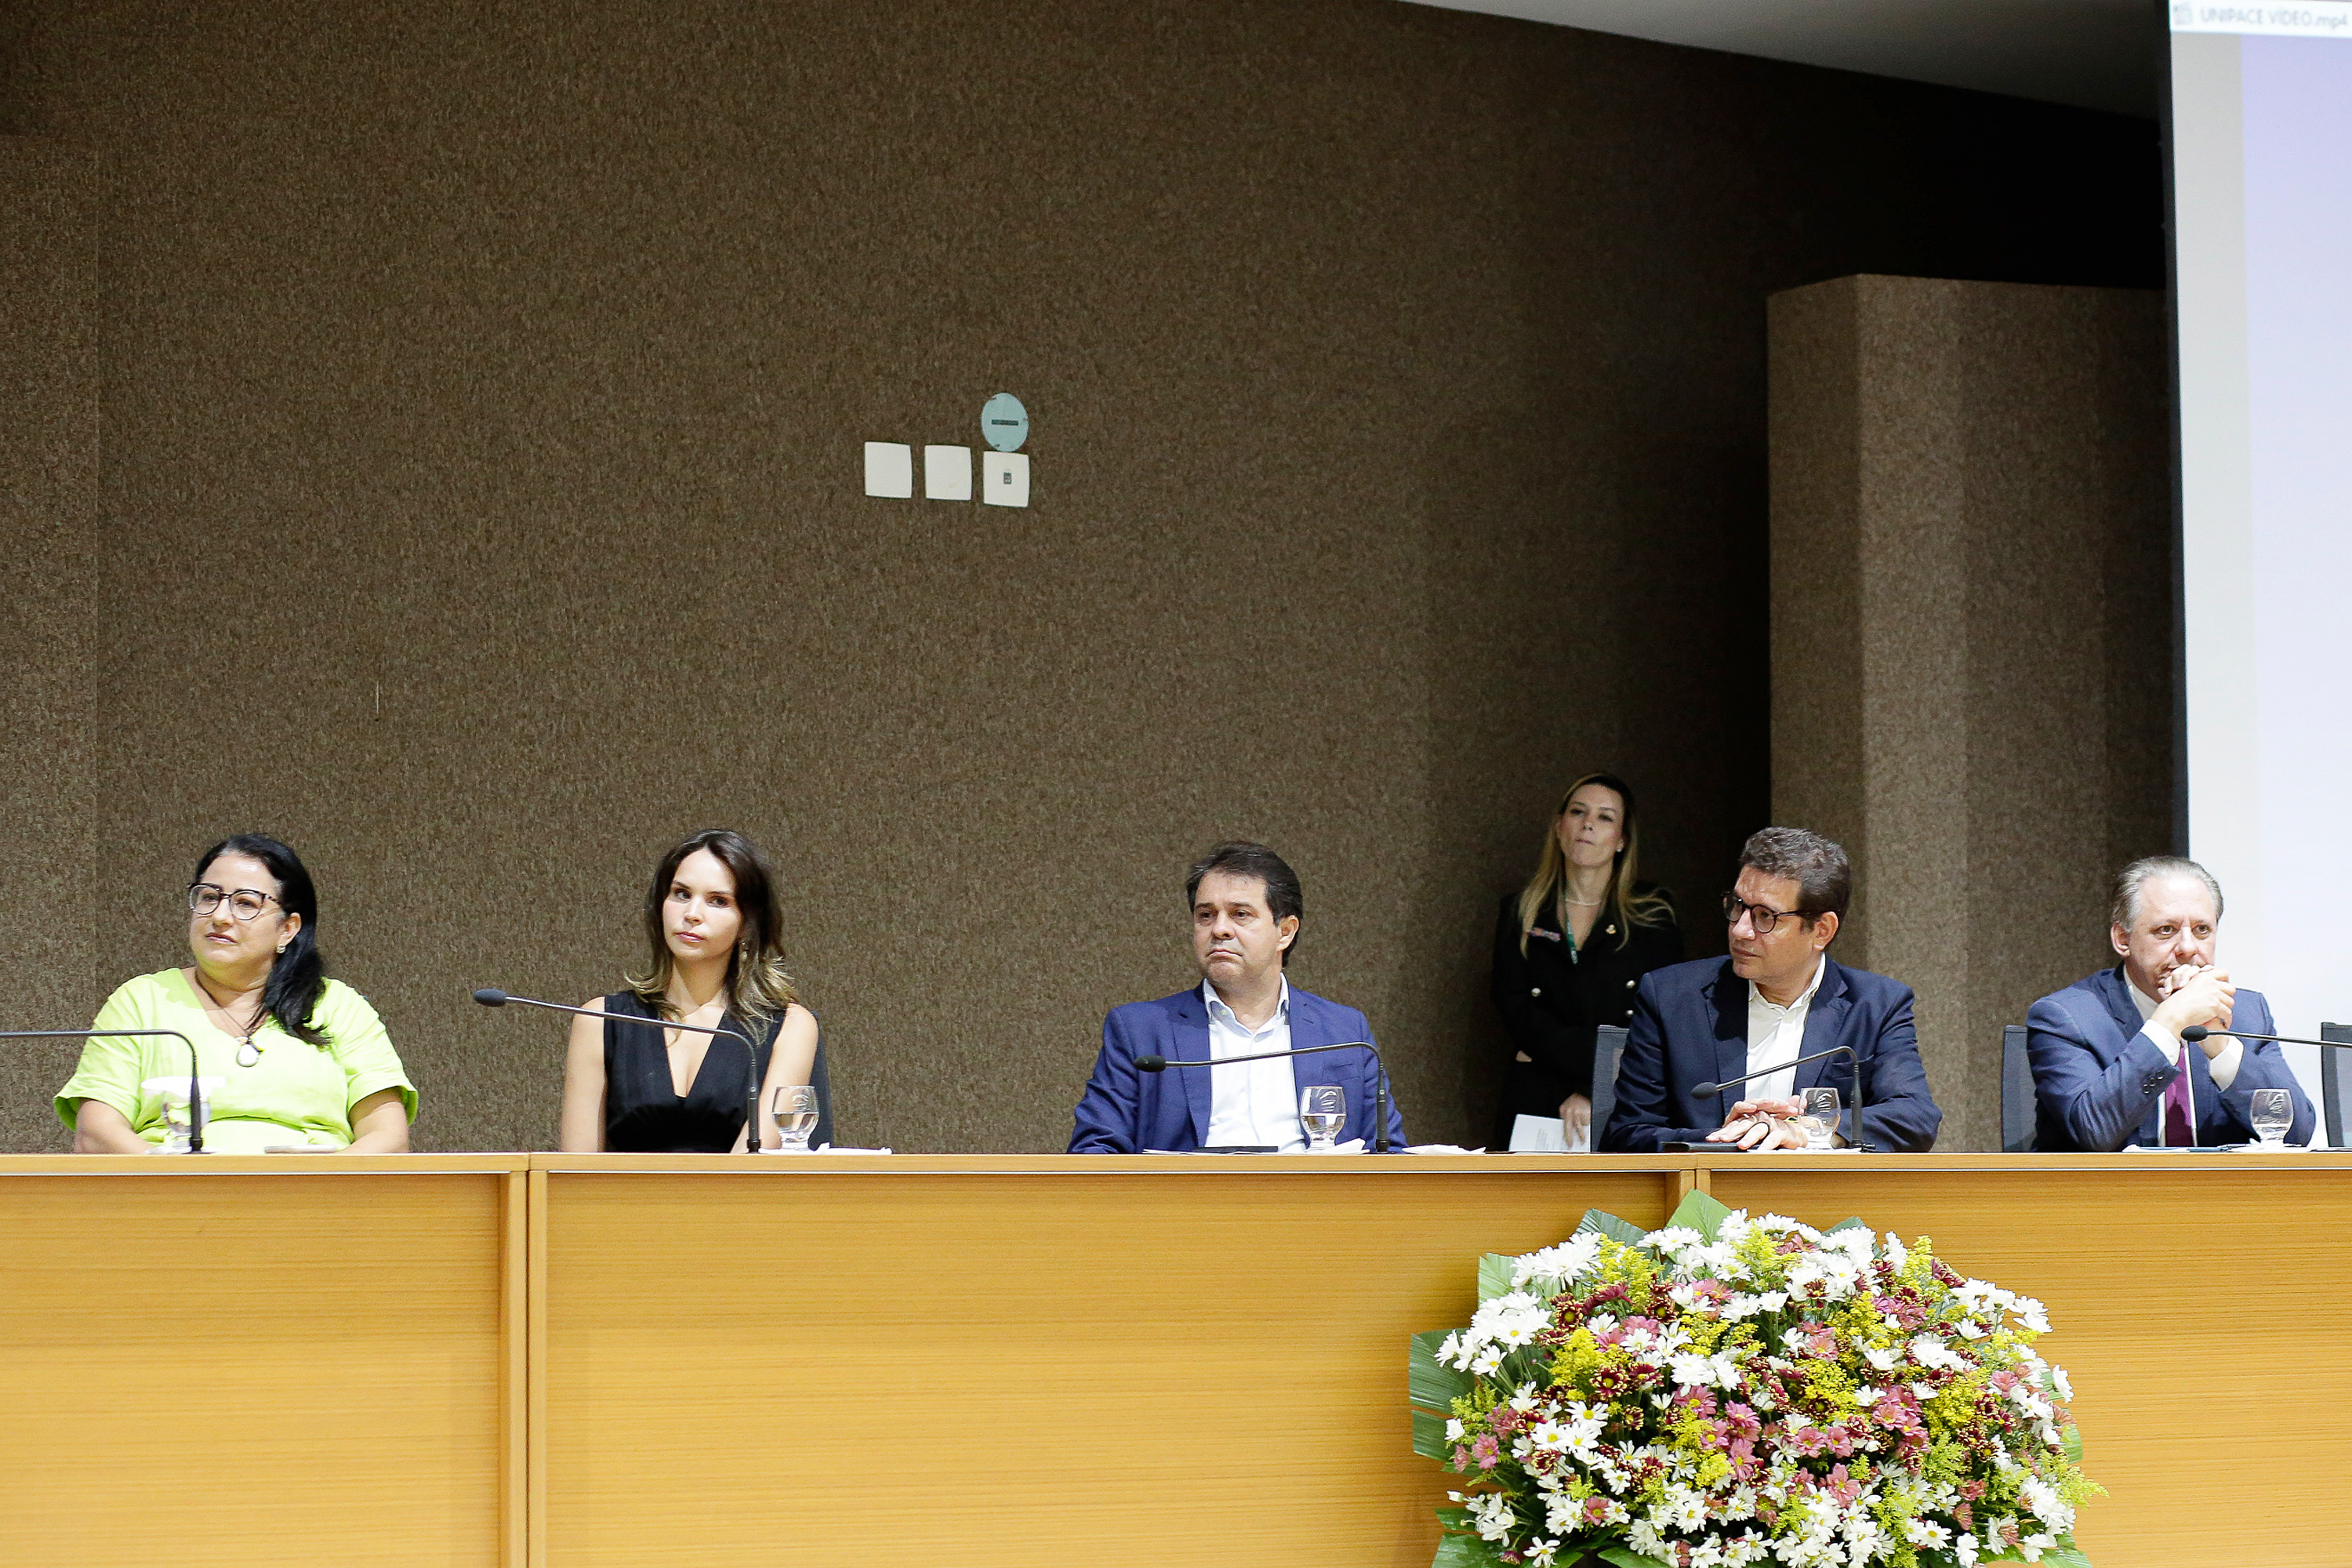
2170,1,2352,1127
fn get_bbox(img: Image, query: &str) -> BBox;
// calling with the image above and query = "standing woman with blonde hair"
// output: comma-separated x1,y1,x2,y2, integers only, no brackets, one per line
1490,773,1680,1147
559,829,819,1152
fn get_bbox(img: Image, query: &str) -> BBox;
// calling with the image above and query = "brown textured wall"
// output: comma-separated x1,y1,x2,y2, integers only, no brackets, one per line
0,139,94,1148
1765,286,1871,962
1769,275,2172,1150
1,2,2162,1152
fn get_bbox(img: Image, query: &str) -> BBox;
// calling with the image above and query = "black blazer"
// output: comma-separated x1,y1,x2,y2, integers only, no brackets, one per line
1489,887,1682,1126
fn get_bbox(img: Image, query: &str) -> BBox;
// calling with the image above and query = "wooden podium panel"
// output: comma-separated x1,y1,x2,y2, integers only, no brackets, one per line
534,1154,1689,1568
0,1155,527,1568
1708,1152,2352,1567
16,1151,2346,1567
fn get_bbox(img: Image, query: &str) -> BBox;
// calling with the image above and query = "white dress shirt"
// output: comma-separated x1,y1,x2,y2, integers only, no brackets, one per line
1745,956,1828,1103
2128,975,2241,1123
1203,976,1306,1152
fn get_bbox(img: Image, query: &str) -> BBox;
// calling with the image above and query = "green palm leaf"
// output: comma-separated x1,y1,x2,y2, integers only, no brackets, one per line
1979,1538,2091,1567
1665,1189,1735,1240
1573,1207,1648,1245
1411,1329,1472,1413
1432,1533,1504,1567
1595,1546,1676,1568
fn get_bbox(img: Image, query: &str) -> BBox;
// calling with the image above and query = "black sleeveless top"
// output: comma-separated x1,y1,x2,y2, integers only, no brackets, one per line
601,993,778,1153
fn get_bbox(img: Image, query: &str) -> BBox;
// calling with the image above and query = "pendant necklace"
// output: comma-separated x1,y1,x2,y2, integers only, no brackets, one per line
230,1000,266,1067
198,971,269,1066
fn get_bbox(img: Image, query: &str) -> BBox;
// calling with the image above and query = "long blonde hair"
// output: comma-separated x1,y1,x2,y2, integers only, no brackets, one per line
626,829,800,1022
1515,772,1674,956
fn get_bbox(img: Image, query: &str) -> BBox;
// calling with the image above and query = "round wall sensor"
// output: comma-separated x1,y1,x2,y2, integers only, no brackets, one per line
982,393,1029,452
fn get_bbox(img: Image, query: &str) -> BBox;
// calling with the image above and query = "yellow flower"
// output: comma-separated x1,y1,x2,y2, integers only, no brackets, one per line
1791,1358,1859,1411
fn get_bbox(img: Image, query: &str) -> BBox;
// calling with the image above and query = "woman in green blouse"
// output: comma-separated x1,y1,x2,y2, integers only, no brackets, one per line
56,834,415,1154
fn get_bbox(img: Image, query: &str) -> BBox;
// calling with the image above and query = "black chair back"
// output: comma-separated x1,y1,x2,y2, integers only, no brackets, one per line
1590,1025,1629,1150
2321,1023,2351,1150
809,1032,836,1150
2001,1025,2036,1152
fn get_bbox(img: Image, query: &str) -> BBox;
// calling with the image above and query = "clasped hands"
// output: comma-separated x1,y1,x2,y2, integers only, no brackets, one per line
2154,962,2237,1056
1705,1094,1812,1150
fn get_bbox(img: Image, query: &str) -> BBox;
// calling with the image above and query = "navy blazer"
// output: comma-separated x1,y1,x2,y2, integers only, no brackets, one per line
1600,956,1943,1152
2026,965,2318,1151
1068,984,1406,1153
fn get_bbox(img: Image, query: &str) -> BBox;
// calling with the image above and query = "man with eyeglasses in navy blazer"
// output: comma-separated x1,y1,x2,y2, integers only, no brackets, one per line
1069,841,1406,1154
1600,827,1943,1153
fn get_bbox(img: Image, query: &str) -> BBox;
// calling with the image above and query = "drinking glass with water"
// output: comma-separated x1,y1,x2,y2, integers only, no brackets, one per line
2249,1087,2293,1149
1798,1087,1842,1151
1299,1085,1346,1152
141,1075,224,1155
769,1084,819,1152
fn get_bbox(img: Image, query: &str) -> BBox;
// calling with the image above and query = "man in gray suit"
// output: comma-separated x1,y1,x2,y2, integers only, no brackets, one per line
2027,856,2315,1151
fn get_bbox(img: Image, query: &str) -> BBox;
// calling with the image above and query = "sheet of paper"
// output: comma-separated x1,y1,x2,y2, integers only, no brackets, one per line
1508,1113,1574,1152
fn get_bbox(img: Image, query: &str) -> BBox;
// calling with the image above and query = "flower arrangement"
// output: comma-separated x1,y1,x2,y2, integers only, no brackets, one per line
1410,1192,2099,1568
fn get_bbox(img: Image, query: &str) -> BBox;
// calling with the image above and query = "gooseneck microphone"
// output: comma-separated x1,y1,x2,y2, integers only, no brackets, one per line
2183,1025,2352,1053
474,988,764,1152
1692,1044,1871,1152
1138,1040,1393,1153
5,1029,206,1152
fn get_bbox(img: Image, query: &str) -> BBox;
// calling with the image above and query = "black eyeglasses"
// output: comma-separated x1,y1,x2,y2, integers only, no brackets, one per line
1722,891,1811,936
189,884,279,922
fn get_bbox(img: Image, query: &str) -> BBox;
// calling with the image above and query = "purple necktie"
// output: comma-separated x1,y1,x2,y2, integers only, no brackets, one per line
2163,1046,2195,1147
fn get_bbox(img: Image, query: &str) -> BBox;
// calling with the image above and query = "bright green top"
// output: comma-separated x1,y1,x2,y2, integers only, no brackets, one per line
55,968,418,1152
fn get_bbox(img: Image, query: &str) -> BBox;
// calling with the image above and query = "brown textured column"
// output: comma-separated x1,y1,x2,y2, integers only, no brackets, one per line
0,140,97,1148
1769,275,2172,1151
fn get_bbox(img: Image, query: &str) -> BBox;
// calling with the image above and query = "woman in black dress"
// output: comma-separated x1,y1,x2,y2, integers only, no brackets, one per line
1490,772,1681,1148
557,829,820,1152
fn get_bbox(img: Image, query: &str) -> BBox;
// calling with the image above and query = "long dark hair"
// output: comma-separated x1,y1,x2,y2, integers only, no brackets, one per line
625,829,800,1022
192,833,330,1046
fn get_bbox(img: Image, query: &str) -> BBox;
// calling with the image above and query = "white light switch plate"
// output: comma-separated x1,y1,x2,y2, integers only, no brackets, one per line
863,441,913,498
982,451,1029,507
924,445,973,501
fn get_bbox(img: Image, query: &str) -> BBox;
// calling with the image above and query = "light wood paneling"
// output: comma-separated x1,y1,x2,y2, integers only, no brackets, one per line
17,1151,2344,1567
0,1154,527,1567
1708,1152,2352,1566
503,1167,531,1568
537,1154,1683,1567
528,1166,551,1568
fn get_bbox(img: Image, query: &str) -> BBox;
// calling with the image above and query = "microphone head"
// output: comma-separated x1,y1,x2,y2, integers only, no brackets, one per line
1691,1081,1721,1098
2181,1025,2209,1042
1135,1054,1169,1073
472,988,508,1007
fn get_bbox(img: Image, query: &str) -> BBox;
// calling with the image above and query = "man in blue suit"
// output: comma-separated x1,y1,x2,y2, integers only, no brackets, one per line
1069,842,1405,1154
2027,856,2316,1151
1602,827,1942,1153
